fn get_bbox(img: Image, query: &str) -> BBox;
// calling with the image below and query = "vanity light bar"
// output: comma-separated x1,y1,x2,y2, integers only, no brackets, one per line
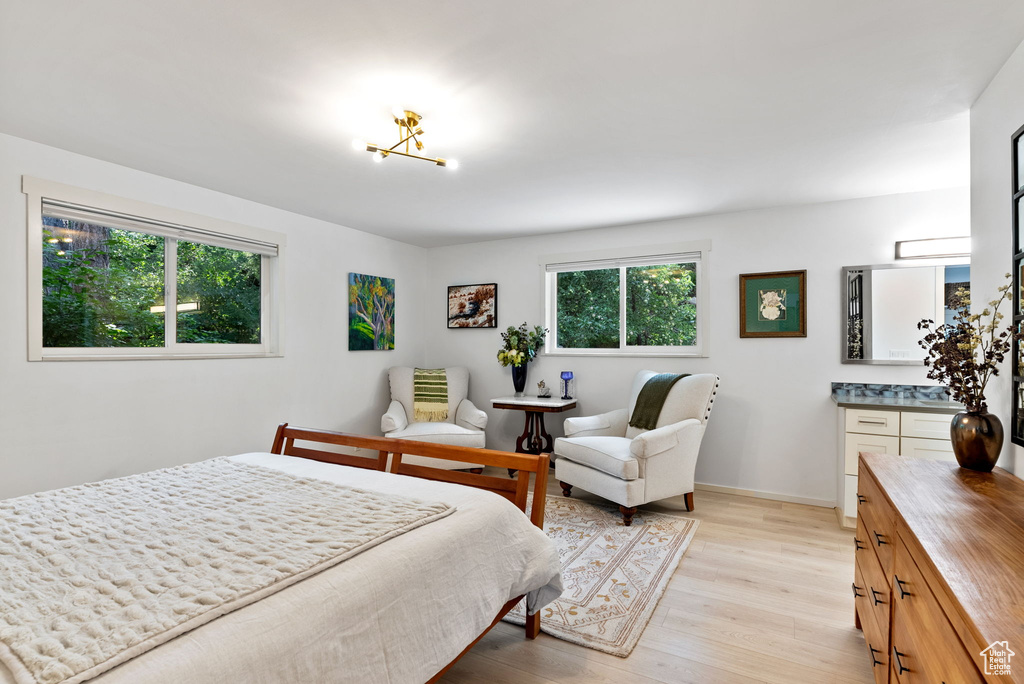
894,237,971,260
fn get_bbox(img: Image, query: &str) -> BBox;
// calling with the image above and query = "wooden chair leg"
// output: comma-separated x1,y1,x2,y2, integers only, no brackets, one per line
525,611,540,639
619,505,638,526
559,481,573,497
684,491,694,511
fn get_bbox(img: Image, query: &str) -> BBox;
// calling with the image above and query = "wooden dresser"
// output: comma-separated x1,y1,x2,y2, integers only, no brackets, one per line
854,453,1024,683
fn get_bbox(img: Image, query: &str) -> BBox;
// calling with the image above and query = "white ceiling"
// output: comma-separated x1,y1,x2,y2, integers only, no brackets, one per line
2,1,1023,247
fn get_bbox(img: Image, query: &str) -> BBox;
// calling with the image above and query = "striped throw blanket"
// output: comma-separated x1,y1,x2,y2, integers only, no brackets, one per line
414,368,449,422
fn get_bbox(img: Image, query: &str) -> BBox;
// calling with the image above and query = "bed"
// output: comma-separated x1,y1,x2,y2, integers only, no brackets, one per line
0,424,562,684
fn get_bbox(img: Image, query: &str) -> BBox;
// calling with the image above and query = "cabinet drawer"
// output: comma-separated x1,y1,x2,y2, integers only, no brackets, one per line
855,560,890,684
899,436,956,463
855,517,891,644
845,433,900,475
891,536,983,683
847,408,900,436
857,460,894,576
899,410,952,440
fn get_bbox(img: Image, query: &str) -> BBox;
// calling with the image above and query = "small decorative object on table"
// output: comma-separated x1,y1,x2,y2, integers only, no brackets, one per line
917,274,1023,471
537,380,551,398
497,323,548,397
560,371,574,400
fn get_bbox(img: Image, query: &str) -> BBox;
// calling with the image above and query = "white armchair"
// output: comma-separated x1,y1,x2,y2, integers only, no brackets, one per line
382,366,488,469
554,371,719,525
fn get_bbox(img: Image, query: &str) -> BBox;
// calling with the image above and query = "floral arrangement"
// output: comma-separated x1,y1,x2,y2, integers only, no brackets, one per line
917,274,1022,413
497,322,547,367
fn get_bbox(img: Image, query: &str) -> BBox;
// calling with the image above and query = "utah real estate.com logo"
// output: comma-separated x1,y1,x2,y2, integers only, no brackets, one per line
981,641,1015,676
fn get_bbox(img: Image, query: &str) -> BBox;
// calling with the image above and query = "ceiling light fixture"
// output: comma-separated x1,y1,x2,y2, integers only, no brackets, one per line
353,109,458,170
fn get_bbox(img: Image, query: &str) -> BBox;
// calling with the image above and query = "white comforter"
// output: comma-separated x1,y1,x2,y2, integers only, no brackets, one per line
0,453,563,684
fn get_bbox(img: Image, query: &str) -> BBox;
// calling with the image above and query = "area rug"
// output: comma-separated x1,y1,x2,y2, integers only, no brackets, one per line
504,495,699,657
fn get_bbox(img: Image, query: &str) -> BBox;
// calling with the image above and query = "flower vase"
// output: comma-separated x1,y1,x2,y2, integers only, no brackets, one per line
511,364,528,397
950,411,1003,472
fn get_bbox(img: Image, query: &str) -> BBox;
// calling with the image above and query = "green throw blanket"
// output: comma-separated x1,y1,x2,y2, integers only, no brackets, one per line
414,368,449,422
628,373,690,430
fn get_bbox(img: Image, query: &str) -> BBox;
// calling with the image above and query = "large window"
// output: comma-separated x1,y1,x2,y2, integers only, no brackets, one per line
544,243,709,356
26,177,284,360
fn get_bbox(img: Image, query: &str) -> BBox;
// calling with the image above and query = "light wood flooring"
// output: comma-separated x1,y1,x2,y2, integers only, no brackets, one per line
440,477,873,684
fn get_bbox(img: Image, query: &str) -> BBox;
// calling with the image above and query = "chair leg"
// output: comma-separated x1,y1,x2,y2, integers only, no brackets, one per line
619,505,638,526
684,491,694,512
559,481,573,497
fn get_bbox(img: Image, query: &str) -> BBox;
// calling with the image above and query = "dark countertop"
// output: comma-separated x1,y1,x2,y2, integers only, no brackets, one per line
831,391,963,414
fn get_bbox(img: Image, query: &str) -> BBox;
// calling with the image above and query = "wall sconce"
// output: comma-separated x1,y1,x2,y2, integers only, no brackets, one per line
560,370,574,400
894,237,970,260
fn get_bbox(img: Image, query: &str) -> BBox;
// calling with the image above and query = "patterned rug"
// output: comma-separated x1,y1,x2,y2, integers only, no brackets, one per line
504,495,699,657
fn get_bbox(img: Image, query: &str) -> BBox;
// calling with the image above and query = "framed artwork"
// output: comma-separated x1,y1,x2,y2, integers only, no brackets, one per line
739,270,807,338
447,283,497,328
349,272,395,350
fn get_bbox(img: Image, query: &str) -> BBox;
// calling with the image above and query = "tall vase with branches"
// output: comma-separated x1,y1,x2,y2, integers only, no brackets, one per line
917,274,1022,471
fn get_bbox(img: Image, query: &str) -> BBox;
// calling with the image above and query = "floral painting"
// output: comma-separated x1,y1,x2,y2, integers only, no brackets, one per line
739,270,806,338
447,283,497,328
349,273,395,350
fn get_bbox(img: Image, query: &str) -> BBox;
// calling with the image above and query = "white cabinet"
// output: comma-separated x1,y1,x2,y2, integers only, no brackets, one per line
836,407,955,527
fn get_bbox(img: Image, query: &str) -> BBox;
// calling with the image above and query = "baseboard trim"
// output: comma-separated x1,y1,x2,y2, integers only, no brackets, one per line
834,506,856,529
694,482,834,509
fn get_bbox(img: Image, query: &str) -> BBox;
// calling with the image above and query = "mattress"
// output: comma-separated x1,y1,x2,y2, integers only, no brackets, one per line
0,452,563,684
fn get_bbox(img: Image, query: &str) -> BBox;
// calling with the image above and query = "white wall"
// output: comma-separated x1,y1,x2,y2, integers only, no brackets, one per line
422,189,969,505
0,133,426,499
970,37,1024,475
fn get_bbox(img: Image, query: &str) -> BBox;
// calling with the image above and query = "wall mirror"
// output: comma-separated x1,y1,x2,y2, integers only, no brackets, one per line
842,262,970,364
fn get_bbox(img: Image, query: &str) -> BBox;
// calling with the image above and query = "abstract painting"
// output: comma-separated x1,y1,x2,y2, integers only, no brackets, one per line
447,283,497,328
349,273,395,350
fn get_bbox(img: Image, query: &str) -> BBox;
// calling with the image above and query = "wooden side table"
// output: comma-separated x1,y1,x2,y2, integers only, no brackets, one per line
491,396,577,475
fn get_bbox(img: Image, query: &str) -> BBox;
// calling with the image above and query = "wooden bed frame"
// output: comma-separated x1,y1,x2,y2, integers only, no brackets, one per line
270,423,550,683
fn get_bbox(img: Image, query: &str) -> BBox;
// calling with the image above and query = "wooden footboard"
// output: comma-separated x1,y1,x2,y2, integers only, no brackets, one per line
270,422,549,678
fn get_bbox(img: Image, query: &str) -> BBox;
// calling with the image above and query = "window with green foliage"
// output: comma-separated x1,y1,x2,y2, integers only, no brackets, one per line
545,248,706,356
27,179,282,360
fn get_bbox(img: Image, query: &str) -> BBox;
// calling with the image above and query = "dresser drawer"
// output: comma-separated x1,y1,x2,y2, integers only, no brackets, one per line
899,410,953,440
899,436,956,462
857,459,895,575
891,536,983,683
854,560,890,684
845,433,900,475
847,408,900,436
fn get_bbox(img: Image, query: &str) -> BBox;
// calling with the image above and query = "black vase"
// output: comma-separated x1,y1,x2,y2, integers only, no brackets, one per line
511,364,528,396
950,411,1003,472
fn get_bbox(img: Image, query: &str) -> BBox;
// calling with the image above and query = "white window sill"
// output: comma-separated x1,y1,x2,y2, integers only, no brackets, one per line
35,352,283,362
543,350,707,358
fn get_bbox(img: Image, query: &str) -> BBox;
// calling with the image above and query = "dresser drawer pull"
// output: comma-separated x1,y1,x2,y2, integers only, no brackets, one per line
892,647,910,674
857,494,867,505
894,575,910,599
868,645,883,667
854,537,866,551
851,582,864,598
857,418,887,425
873,531,888,546
870,587,885,606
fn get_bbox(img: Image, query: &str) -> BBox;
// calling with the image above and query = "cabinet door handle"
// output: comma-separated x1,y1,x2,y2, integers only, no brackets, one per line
854,538,866,551
874,531,887,546
852,582,864,598
870,587,885,606
868,645,883,667
894,575,910,599
892,647,910,674
857,494,867,505
858,418,887,425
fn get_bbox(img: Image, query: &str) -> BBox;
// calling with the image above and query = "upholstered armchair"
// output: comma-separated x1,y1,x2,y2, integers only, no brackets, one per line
382,366,488,469
554,371,719,525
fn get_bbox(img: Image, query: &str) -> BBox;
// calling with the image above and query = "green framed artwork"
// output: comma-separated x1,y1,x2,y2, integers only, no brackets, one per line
349,272,395,350
739,270,806,338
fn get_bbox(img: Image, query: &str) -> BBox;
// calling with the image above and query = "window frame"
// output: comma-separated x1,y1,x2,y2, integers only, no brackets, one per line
24,176,286,361
541,240,711,358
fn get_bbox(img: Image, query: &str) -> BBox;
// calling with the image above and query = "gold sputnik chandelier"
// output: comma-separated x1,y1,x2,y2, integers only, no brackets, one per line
352,107,458,170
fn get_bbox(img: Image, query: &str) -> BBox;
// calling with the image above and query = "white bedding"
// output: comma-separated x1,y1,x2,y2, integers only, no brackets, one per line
0,453,562,684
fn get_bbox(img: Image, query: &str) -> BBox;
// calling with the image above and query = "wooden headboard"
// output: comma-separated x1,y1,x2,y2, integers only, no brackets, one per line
270,423,549,530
